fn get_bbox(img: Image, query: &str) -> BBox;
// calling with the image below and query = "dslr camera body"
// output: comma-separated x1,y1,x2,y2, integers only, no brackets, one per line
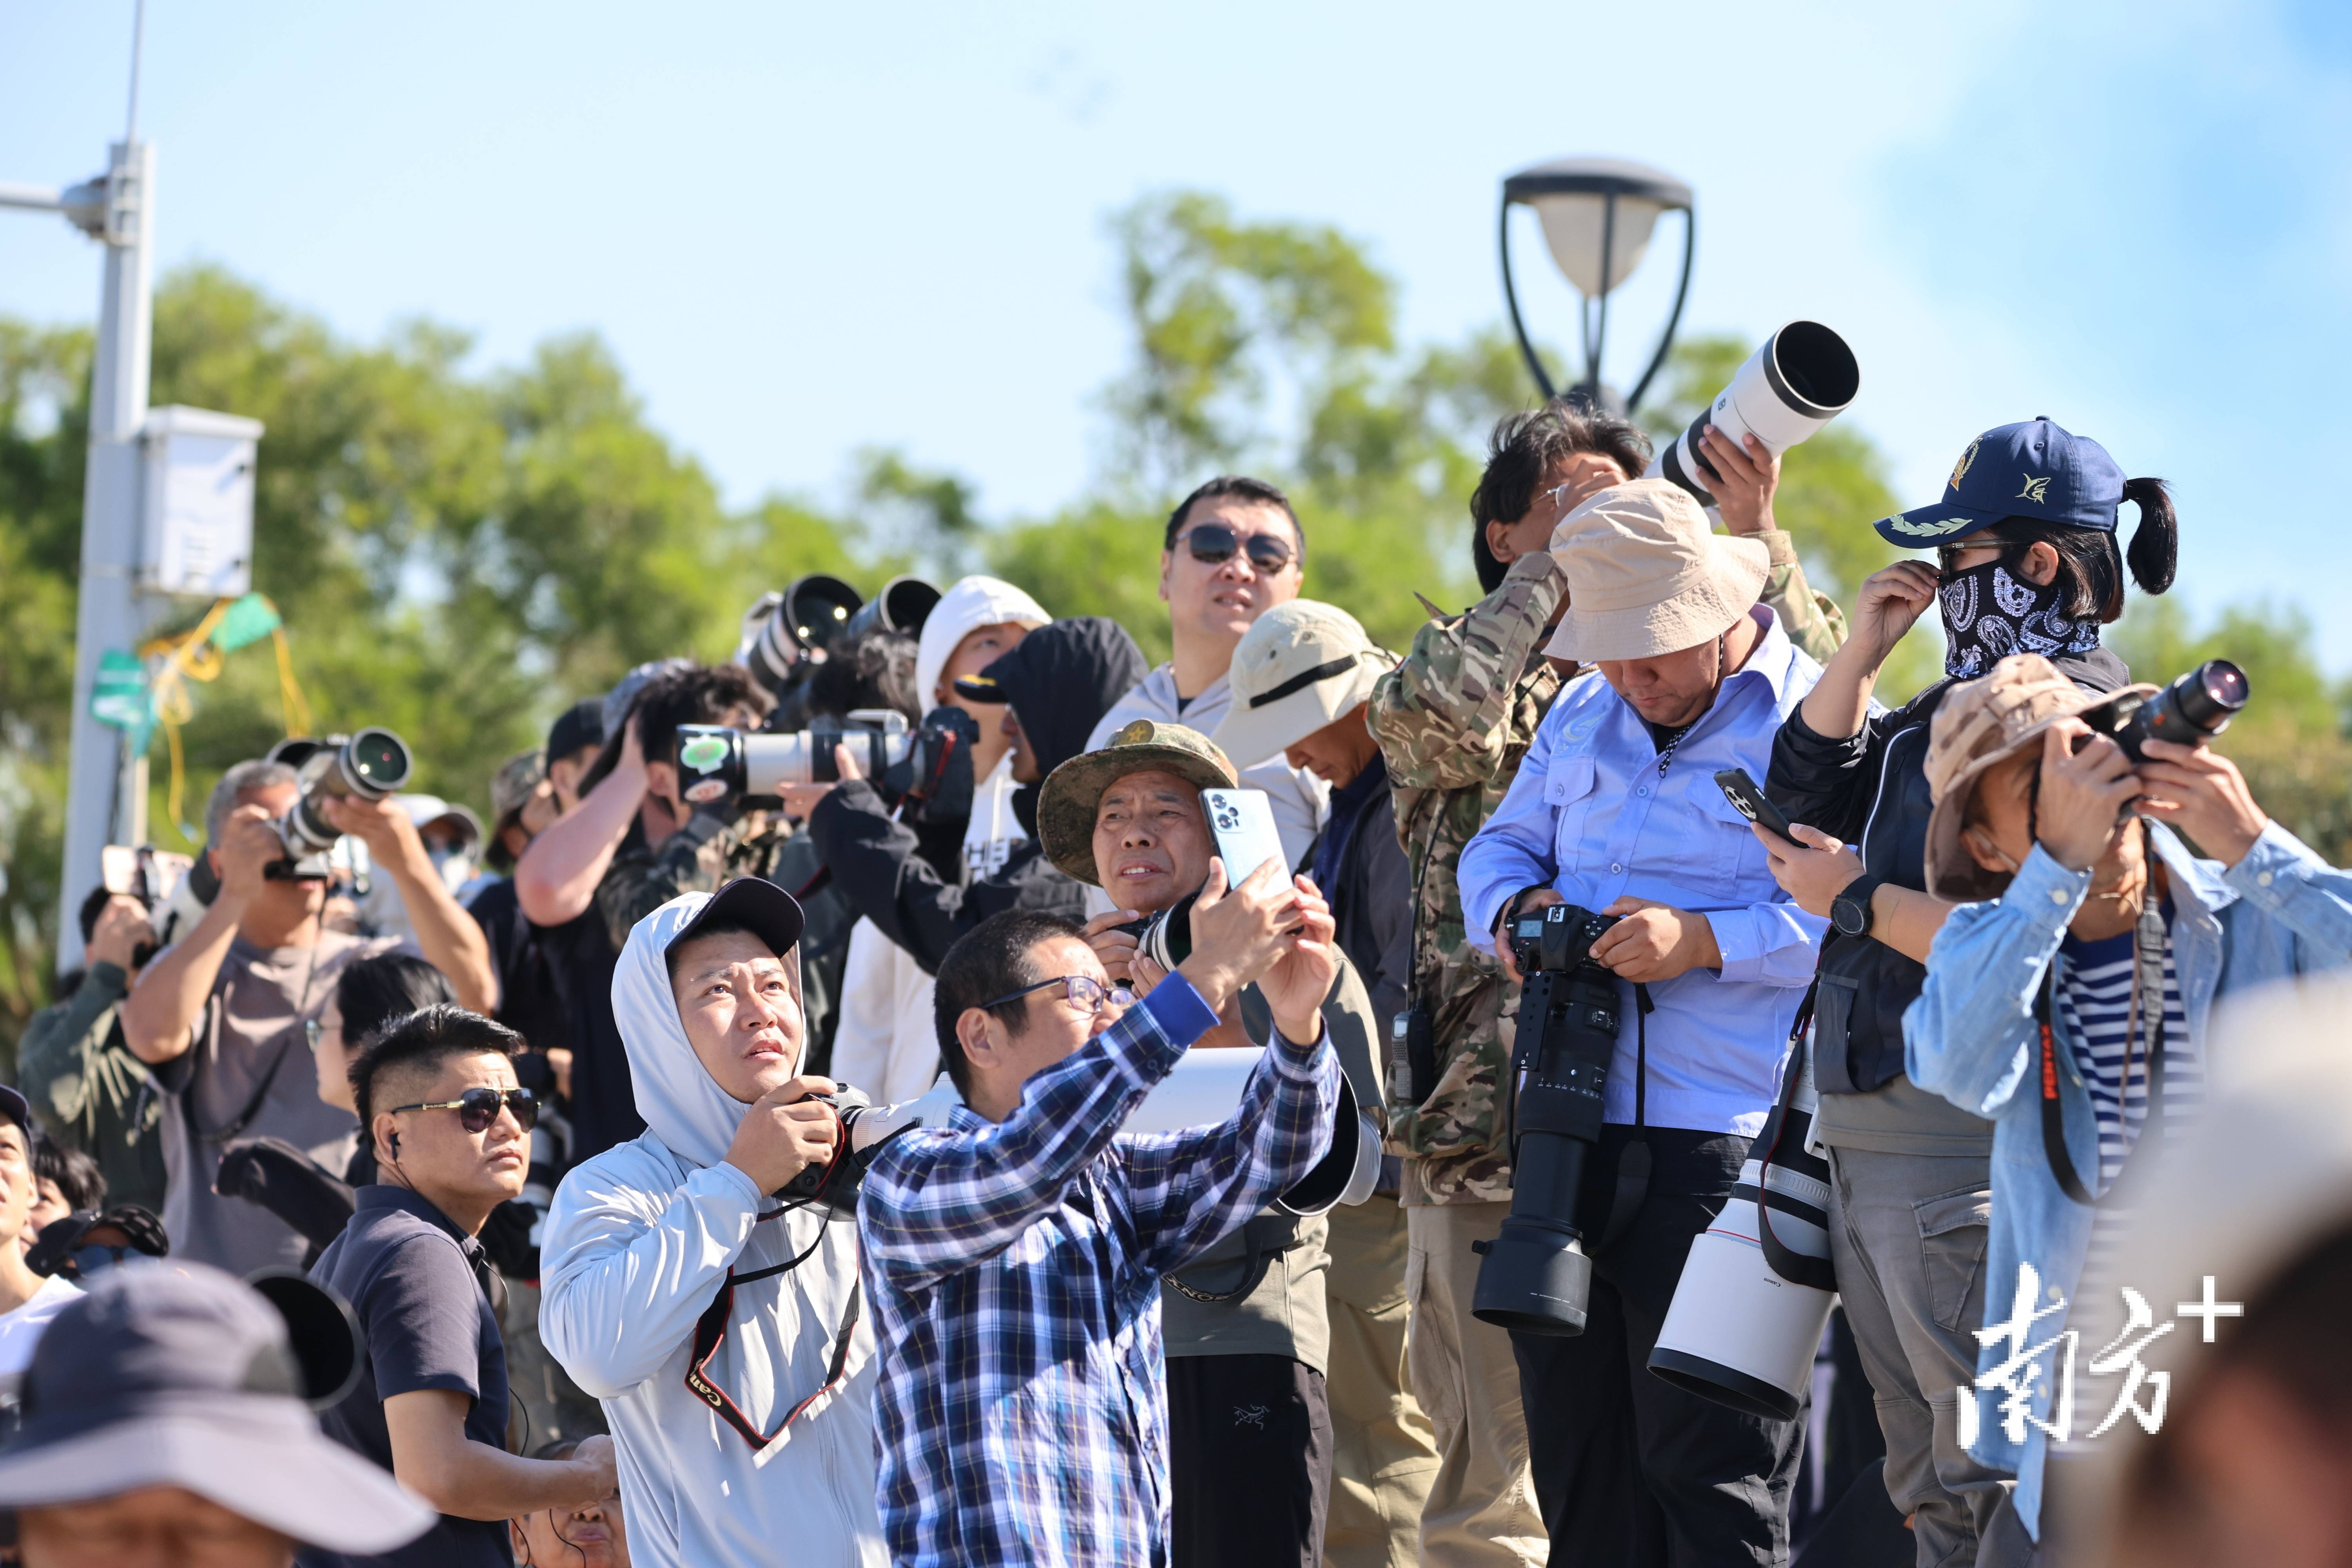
672,707,981,824
1470,900,1623,1336
776,1080,960,1215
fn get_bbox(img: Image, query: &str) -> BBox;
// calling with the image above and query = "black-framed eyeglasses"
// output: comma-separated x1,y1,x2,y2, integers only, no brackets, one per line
980,974,1118,1017
387,1085,539,1134
1177,522,1296,574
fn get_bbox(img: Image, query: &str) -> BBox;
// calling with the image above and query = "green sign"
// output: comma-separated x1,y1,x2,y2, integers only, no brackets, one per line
89,650,151,731
211,592,283,653
679,735,730,772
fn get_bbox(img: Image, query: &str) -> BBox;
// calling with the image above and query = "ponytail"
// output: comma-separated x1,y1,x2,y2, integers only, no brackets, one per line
2122,476,2177,596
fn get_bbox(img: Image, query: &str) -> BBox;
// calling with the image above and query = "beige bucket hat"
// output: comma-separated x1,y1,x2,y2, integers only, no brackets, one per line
1210,600,1397,769
1035,720,1239,885
1921,653,2156,902
1542,477,1771,663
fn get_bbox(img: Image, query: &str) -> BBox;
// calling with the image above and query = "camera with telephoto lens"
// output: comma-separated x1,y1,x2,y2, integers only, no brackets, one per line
1470,900,1622,1336
671,707,980,824
269,729,413,879
2080,659,2250,764
1645,321,1860,508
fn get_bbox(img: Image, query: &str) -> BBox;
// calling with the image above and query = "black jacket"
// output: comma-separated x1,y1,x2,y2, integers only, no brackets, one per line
1766,645,2132,1095
1307,771,1413,1047
808,617,1149,975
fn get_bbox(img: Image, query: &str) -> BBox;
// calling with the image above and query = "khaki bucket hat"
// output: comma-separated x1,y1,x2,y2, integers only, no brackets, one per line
1036,720,1239,885
1210,600,1397,769
1542,477,1772,664
1922,653,2156,902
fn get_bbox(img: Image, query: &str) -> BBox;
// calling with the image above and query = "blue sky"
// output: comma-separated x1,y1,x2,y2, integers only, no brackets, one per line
4,2,2348,660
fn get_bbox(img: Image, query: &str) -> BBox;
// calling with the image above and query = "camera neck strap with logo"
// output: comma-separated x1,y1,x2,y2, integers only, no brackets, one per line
1752,980,1837,1292
684,1184,865,1451
2035,853,2169,1208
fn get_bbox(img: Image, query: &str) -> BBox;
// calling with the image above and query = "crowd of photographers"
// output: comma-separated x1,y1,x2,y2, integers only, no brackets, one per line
5,392,2352,1568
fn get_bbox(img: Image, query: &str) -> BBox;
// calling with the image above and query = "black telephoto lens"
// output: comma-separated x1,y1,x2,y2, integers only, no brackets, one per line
2178,659,2249,730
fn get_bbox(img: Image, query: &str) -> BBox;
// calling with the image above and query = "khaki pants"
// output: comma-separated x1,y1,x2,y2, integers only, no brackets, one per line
1406,1199,1547,1568
1322,1194,1441,1568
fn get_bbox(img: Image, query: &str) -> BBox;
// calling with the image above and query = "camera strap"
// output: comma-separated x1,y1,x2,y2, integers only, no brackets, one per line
1753,982,1837,1292
2036,888,2169,1208
1164,1213,1305,1303
684,1207,865,1451
1593,984,1655,1253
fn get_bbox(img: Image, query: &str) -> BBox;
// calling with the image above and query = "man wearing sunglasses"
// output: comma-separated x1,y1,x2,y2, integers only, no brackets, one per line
860,866,1342,1568
310,1004,617,1567
1084,475,1329,884
539,877,888,1568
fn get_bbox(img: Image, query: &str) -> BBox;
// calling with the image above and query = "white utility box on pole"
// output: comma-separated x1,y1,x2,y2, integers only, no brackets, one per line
140,406,262,598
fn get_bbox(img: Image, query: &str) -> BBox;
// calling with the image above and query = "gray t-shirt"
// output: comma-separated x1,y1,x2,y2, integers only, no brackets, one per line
157,929,401,1274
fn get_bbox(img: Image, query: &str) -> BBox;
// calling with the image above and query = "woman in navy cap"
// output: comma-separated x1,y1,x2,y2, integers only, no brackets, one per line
1751,416,2177,1568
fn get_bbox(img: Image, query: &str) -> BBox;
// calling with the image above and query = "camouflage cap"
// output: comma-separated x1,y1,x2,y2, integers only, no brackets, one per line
1035,719,1239,885
488,748,547,829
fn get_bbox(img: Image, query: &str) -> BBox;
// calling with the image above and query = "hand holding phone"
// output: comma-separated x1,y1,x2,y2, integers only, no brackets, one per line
1713,768,1798,843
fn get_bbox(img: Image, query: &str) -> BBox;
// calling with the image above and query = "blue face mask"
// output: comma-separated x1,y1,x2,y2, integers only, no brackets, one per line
1939,561,2097,678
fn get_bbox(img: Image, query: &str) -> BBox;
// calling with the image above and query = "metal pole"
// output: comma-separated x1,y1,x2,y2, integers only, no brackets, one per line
56,137,157,973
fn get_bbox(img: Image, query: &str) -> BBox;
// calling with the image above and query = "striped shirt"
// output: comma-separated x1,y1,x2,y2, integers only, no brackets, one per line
858,975,1341,1568
2054,909,2202,1408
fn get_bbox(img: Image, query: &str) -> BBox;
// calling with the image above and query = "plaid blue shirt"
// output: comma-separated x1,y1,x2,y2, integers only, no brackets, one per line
858,975,1340,1567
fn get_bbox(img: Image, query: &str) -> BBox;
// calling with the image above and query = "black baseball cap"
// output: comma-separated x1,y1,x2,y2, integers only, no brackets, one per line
0,1086,33,1143
546,697,606,765
664,875,806,964
0,1264,431,1552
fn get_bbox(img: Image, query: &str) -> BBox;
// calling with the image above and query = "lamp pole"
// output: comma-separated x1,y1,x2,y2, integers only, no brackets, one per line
1,4,159,972
1498,157,1695,416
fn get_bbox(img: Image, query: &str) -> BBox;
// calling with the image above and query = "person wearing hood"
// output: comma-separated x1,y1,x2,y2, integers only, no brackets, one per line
806,616,1150,977
826,580,1050,1105
538,877,886,1568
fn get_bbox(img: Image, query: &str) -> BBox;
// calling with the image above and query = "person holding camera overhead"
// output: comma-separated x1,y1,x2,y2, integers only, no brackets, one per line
1455,477,1829,1565
515,663,779,1161
1902,652,2352,1553
1757,417,2176,1567
537,877,885,1566
120,760,495,1276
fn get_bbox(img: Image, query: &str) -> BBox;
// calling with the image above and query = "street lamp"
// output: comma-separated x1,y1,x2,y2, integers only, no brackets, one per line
1499,157,1694,416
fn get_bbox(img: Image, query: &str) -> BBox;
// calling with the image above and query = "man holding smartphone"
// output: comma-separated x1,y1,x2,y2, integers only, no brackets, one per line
1034,720,1383,1568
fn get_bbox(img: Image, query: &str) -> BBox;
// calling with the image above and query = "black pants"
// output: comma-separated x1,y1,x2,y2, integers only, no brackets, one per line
1512,1125,1804,1568
1168,1353,1332,1568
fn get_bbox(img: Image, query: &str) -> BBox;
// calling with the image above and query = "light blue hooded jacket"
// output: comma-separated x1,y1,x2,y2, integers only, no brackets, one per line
1904,820,2352,1536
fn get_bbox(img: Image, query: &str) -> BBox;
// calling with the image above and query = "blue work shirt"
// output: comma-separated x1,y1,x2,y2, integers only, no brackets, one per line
1457,605,1828,1135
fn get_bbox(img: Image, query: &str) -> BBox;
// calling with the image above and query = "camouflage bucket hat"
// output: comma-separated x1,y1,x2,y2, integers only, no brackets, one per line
1922,653,2156,902
1036,720,1239,885
488,748,547,830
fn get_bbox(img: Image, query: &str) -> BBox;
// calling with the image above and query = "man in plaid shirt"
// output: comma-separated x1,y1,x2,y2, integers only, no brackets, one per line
860,860,1346,1567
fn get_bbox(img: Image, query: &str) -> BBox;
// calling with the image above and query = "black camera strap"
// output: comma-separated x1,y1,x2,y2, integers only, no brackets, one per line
2037,887,2169,1208
1752,982,1837,1292
684,1205,864,1452
1163,1212,1305,1303
1594,983,1655,1253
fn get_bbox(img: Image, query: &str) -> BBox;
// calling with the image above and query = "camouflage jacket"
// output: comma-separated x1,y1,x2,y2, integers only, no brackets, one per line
1368,530,1846,1205
597,810,792,954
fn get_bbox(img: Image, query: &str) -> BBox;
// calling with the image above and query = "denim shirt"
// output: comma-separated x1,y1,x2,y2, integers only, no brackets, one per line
1457,606,1829,1135
1904,820,2352,1535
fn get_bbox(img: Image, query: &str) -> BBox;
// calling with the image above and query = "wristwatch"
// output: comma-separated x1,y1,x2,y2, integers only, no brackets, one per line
1831,875,1885,939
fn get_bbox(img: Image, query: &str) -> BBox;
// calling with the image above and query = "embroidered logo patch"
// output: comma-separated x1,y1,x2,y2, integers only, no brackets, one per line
1949,437,1981,492
2015,475,2052,504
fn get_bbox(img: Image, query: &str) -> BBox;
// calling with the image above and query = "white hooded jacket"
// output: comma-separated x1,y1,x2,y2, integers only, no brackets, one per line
832,577,1051,1106
539,893,886,1568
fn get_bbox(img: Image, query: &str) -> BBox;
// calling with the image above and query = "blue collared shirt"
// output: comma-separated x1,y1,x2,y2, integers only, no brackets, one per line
858,974,1341,1568
1457,606,1828,1135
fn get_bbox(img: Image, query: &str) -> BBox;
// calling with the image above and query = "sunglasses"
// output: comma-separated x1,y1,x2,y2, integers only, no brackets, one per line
1935,541,2018,575
1177,522,1297,574
386,1085,540,1134
980,974,1119,1017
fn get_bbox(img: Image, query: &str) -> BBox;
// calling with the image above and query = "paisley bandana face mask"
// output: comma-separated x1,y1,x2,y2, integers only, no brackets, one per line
1938,561,2097,678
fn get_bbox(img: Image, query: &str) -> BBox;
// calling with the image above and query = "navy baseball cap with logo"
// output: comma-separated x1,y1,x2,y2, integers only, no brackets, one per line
1873,417,2128,546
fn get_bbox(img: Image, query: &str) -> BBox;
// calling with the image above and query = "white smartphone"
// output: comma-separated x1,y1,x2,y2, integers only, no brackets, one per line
1201,788,1290,887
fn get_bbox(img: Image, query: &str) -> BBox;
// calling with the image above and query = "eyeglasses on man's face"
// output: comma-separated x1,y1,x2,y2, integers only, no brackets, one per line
1176,521,1297,575
980,974,1118,1018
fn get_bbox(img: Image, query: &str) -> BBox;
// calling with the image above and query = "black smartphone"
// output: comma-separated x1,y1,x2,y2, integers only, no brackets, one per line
1713,767,1799,843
